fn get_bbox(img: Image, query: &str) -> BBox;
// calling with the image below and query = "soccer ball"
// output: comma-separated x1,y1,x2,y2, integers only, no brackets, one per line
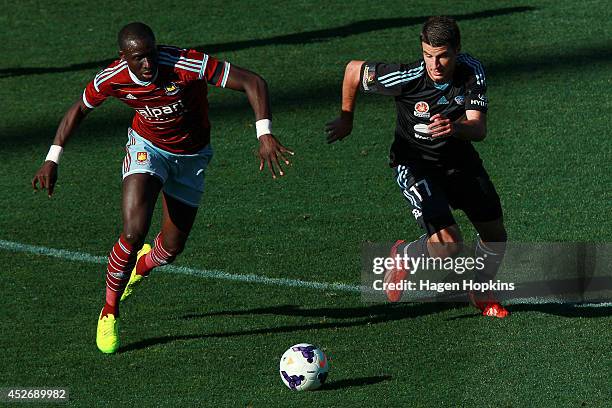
279,343,329,391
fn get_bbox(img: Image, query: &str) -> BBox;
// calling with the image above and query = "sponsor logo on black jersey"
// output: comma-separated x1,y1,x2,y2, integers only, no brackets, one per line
454,95,465,105
414,101,430,118
413,123,432,140
471,94,488,108
437,96,449,105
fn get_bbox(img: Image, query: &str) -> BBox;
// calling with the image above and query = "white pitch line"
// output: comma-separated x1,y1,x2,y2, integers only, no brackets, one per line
1,239,610,308
0,239,362,293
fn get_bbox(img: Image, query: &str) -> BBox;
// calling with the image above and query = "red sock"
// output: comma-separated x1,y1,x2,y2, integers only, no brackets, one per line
135,233,176,276
101,235,137,318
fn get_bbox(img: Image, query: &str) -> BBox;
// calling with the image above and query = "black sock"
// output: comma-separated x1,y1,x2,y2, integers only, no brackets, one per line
474,235,506,283
401,234,429,260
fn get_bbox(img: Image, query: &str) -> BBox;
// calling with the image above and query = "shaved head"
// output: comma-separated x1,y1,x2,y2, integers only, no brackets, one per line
118,22,155,51
117,22,158,82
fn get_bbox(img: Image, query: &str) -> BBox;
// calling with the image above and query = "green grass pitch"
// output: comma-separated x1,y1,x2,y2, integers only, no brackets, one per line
1,1,611,406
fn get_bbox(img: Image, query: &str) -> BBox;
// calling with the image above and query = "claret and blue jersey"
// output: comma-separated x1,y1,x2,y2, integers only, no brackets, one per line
83,45,231,154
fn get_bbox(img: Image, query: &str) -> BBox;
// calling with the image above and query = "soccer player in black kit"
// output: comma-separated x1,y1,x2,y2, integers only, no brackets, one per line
326,16,509,317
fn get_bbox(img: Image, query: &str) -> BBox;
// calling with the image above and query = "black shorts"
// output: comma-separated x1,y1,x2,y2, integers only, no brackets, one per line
394,163,503,236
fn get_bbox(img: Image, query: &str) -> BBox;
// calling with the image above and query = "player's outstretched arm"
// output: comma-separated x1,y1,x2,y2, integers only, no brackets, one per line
223,65,293,179
325,60,364,144
31,99,91,196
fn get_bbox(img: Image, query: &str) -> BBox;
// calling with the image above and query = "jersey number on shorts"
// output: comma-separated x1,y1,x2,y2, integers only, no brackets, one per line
402,179,431,210
409,179,431,202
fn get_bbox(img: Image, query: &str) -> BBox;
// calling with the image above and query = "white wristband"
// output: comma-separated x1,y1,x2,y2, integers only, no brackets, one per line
45,145,63,164
255,119,272,139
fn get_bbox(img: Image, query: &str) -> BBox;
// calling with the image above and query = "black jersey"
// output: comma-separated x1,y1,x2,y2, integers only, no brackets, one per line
360,54,489,169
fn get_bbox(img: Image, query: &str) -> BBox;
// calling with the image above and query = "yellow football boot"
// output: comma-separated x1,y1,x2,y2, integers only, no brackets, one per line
121,244,152,302
96,309,119,354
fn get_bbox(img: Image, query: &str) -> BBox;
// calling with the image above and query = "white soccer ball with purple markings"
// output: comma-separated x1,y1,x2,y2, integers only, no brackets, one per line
279,343,329,391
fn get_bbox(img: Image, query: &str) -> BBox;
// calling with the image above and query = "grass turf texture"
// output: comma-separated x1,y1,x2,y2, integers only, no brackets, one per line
1,0,611,406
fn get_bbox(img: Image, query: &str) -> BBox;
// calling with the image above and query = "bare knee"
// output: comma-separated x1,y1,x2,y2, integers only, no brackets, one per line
122,231,146,248
428,226,463,258
122,216,152,249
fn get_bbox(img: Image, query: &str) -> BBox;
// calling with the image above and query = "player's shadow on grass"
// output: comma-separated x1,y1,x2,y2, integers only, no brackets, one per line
119,302,464,353
317,375,392,391
508,303,612,317
120,298,612,353
180,302,461,320
0,6,535,78
448,303,612,320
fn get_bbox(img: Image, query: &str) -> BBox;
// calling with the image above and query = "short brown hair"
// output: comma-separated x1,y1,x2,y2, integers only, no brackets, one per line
420,16,461,50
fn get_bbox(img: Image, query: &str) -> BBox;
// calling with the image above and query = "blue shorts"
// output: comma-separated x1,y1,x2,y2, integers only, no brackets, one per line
122,128,214,207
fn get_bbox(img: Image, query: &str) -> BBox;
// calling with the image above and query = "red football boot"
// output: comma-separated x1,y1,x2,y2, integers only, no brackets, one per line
468,290,510,318
383,240,408,302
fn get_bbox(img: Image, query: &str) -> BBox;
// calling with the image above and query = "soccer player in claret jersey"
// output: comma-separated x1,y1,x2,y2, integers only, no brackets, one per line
325,16,509,318
32,23,294,353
